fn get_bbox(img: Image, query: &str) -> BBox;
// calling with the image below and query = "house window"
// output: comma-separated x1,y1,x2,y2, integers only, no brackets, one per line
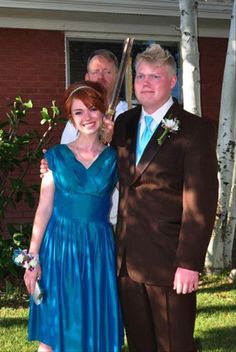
67,38,181,103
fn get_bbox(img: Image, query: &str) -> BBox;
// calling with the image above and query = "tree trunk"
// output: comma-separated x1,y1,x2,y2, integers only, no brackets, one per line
205,0,236,273
179,0,201,116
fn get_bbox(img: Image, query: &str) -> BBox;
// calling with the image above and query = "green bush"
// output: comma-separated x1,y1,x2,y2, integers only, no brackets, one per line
0,96,64,283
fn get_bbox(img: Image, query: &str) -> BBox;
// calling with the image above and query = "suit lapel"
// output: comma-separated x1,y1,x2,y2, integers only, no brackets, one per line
132,101,182,184
135,123,166,178
125,108,141,182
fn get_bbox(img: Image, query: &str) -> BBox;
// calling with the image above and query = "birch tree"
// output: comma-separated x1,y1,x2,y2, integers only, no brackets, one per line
205,0,236,272
179,0,201,116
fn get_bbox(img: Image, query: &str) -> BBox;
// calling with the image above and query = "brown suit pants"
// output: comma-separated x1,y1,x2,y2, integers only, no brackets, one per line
118,262,197,352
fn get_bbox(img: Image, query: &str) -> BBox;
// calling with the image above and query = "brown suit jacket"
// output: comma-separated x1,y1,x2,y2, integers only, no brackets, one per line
112,101,218,286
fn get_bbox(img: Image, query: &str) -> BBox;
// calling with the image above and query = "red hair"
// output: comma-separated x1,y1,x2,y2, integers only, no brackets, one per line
64,81,107,123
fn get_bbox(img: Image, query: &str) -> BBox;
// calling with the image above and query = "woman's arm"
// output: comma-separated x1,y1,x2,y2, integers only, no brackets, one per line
24,170,55,294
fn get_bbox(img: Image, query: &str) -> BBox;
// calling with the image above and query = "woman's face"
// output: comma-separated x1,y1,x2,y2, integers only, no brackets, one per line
71,98,103,136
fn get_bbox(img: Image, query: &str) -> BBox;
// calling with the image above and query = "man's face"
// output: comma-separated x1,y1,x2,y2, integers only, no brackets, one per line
85,56,118,98
134,61,177,114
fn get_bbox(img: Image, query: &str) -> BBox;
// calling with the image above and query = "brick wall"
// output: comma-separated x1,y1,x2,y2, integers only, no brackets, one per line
0,28,66,126
0,30,228,234
0,28,66,228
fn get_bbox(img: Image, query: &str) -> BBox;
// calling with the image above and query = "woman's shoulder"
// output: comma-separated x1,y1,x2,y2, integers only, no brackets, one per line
45,144,69,171
104,146,117,163
45,144,68,161
46,144,65,155
106,145,117,155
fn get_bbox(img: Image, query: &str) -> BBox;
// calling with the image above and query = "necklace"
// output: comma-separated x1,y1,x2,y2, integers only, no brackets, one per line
77,150,99,165
70,144,105,168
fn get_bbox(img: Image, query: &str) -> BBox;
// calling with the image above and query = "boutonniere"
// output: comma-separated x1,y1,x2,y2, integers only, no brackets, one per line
157,115,180,145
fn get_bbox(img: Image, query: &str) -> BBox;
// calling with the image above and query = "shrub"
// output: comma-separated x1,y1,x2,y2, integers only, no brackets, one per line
0,96,64,282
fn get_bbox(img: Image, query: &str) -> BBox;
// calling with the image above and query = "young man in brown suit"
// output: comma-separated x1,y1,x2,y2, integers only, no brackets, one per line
110,44,218,351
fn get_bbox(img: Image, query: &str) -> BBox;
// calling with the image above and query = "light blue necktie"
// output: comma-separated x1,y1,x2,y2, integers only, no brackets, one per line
136,115,153,164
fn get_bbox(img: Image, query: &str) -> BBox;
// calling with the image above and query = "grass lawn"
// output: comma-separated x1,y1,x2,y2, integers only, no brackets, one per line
0,284,38,352
0,272,235,352
194,273,236,351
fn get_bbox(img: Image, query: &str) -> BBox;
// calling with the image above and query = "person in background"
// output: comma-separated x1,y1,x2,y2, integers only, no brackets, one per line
60,49,128,227
61,49,128,144
109,43,218,351
24,81,123,352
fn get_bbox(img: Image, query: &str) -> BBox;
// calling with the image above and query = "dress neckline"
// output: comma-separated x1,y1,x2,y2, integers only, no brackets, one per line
63,144,109,170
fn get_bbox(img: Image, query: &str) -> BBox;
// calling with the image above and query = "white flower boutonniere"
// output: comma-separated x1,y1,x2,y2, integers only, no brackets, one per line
157,115,180,146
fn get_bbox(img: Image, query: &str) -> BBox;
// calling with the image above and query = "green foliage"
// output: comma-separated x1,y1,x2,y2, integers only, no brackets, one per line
0,307,38,352
0,96,64,282
0,224,32,280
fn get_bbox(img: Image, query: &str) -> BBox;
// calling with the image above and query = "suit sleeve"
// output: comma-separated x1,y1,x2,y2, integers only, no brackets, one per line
111,113,123,149
175,120,218,272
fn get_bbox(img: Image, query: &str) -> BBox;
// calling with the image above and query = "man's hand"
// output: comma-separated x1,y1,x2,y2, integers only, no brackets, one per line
173,267,199,294
100,118,114,144
40,149,49,178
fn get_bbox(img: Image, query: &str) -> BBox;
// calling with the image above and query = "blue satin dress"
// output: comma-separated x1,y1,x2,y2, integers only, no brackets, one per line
28,144,123,352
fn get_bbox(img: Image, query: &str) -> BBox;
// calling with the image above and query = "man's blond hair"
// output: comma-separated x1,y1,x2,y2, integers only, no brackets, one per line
135,44,176,75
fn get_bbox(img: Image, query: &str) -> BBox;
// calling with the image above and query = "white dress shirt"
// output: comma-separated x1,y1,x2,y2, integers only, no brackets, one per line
138,97,174,139
136,97,174,164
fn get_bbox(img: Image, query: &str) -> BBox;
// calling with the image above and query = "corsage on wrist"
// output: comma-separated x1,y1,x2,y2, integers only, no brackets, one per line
12,248,39,271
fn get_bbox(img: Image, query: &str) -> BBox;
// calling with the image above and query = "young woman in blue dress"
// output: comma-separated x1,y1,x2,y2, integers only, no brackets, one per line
24,81,123,352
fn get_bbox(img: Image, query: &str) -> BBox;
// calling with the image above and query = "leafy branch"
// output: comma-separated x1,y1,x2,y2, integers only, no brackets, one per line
0,96,63,233
0,96,64,280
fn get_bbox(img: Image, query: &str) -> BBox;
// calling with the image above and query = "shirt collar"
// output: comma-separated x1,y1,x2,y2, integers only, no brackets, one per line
141,97,174,124
139,97,174,131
